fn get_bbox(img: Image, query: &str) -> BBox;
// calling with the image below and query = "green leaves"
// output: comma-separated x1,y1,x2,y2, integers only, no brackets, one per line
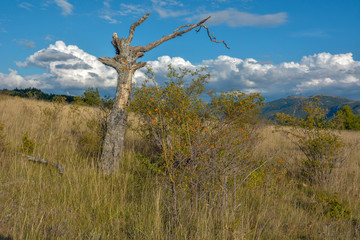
276,98,346,185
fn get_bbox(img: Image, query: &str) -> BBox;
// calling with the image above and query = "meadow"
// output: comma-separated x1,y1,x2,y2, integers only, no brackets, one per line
0,94,359,239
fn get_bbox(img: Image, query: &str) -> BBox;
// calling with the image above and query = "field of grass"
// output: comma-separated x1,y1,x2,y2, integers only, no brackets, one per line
0,95,359,239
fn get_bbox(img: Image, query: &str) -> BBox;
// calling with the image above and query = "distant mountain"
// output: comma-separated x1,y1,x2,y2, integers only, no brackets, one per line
262,95,360,120
0,88,75,103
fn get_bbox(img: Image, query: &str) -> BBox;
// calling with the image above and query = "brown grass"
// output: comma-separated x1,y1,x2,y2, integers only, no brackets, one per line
0,95,359,239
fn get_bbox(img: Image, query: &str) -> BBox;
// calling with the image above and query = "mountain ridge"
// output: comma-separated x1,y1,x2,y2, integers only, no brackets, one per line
262,95,360,120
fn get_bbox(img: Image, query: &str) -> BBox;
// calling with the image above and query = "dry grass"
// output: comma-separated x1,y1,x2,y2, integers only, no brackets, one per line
0,95,359,239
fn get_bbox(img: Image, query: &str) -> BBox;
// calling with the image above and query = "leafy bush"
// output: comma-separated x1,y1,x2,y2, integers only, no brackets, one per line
21,132,35,155
276,98,346,185
0,122,9,157
70,88,113,160
316,192,351,220
75,87,102,107
129,66,264,221
333,105,360,130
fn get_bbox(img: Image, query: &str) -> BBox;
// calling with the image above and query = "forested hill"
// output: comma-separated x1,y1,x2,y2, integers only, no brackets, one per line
0,88,75,103
262,95,360,120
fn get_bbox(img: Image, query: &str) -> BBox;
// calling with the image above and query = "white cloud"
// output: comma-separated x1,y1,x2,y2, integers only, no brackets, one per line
14,39,35,48
55,0,73,15
99,1,146,24
138,53,360,100
15,41,117,89
100,15,118,24
151,0,187,18
45,35,53,41
2,42,359,101
153,7,188,18
18,2,33,11
187,8,287,27
0,69,52,89
151,0,184,7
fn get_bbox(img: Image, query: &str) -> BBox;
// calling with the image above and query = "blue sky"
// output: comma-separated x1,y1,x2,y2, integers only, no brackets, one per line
0,0,359,101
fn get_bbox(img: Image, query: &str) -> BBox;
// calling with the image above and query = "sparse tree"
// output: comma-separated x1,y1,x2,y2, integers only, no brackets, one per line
98,13,228,174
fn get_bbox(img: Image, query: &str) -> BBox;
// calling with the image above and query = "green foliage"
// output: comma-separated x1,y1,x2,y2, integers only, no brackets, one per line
79,117,106,159
52,95,67,105
129,66,265,221
333,105,360,130
316,192,351,220
248,156,287,188
276,98,346,185
21,132,35,155
73,88,113,160
0,122,9,155
75,87,101,106
0,87,74,102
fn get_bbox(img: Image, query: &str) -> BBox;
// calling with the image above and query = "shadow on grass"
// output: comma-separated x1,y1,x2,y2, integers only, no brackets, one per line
0,234,12,240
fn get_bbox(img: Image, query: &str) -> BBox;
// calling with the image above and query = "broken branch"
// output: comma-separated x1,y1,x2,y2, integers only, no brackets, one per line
98,57,122,70
19,153,65,175
127,12,150,44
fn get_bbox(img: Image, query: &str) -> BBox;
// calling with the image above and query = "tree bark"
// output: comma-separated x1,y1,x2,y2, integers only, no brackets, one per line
98,13,228,174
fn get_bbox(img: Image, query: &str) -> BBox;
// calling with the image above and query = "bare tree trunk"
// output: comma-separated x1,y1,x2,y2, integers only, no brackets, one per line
98,13,228,174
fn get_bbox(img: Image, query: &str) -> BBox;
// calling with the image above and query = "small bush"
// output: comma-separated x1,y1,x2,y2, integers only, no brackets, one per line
0,122,9,158
21,132,35,155
129,66,265,223
276,98,346,185
316,192,351,220
74,87,101,106
333,105,360,130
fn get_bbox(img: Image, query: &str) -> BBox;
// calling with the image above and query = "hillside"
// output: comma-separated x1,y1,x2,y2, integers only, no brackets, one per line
262,95,360,120
0,96,359,239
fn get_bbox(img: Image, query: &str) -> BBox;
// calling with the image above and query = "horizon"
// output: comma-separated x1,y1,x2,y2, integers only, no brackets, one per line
3,87,360,104
1,0,359,101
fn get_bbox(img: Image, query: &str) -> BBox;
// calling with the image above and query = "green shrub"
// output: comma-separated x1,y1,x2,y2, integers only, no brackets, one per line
75,87,101,106
129,66,265,222
0,122,8,156
276,98,346,185
333,105,360,130
316,192,351,220
21,132,35,155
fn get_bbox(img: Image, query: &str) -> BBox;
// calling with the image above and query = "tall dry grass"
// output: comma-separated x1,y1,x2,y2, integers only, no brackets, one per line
0,95,359,239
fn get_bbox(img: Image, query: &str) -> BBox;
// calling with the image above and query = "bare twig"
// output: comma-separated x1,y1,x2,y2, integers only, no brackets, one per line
239,158,269,186
196,25,230,49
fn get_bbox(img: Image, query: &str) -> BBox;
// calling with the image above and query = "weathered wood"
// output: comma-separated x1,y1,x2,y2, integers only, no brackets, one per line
98,12,228,174
21,153,65,175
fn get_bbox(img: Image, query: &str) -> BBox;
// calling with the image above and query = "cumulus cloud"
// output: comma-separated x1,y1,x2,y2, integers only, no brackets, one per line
138,53,360,100
55,0,73,15
14,41,117,89
2,41,359,101
0,69,52,89
187,8,287,27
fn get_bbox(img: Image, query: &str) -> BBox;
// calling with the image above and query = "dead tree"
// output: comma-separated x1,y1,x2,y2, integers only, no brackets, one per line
98,12,228,175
